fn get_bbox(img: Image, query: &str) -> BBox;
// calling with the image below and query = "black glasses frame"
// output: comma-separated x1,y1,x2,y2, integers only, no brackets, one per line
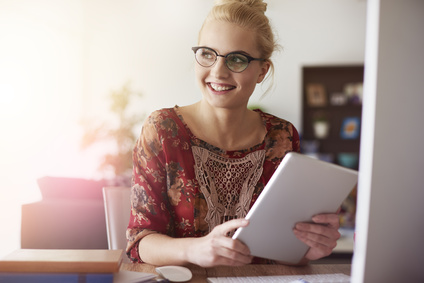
192,46,265,73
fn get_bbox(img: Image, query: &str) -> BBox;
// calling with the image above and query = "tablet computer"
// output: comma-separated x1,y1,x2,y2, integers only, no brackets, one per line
232,152,358,264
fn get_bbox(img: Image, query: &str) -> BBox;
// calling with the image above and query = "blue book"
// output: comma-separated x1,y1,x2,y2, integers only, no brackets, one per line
0,272,113,283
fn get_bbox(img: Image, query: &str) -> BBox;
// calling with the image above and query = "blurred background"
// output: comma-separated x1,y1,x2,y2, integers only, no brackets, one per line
0,0,366,258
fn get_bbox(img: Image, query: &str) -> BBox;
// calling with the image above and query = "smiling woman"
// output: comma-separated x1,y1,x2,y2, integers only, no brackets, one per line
123,0,352,268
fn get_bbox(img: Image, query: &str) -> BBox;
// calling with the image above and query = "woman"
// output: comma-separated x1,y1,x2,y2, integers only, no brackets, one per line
126,0,340,267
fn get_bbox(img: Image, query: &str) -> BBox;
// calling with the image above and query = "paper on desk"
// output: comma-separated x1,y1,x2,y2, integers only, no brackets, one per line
114,270,157,283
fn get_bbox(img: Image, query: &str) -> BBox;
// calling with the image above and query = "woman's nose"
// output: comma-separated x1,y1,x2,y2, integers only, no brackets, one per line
210,56,230,78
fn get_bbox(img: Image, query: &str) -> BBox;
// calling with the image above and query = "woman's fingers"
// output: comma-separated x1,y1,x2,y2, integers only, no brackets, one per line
294,225,338,248
312,213,340,229
211,218,252,256
215,243,253,265
293,213,341,260
215,218,250,235
295,222,340,240
190,218,253,267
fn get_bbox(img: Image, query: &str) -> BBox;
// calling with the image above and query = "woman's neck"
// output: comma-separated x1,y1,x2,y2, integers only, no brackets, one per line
181,101,266,151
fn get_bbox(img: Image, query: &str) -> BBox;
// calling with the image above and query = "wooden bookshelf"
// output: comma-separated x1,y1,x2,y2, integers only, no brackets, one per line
301,65,364,168
301,65,364,229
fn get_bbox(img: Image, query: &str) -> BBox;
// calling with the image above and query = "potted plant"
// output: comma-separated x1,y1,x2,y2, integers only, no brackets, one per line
80,83,144,186
312,113,330,139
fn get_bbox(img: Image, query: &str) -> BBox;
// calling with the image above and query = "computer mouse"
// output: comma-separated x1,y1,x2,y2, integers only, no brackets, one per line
155,265,193,282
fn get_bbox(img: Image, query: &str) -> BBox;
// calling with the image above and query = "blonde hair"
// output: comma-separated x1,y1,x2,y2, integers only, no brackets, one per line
199,0,279,93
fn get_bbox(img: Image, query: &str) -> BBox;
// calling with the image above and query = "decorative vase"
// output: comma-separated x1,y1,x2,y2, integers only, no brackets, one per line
313,121,330,139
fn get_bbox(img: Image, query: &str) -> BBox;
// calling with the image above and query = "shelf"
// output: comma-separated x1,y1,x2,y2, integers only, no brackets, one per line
301,65,364,166
301,65,364,229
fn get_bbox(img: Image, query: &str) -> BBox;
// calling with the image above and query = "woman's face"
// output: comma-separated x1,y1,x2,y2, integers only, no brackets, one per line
195,20,270,110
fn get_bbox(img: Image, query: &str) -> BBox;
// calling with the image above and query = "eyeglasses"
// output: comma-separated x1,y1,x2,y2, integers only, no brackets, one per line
192,46,265,73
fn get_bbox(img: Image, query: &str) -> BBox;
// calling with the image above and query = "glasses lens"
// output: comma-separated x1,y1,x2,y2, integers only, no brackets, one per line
226,54,249,72
195,48,216,67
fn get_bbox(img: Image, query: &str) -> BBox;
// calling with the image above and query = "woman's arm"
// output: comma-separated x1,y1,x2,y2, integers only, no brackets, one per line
138,218,253,267
127,112,171,262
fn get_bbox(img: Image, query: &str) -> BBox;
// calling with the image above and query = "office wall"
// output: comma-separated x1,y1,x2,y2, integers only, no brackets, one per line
352,0,424,281
82,0,367,130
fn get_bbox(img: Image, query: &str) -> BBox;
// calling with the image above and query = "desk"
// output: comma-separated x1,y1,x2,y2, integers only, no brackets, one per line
121,263,351,283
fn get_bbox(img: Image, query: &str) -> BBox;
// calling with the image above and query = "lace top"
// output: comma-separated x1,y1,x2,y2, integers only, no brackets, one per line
193,146,265,234
126,106,300,263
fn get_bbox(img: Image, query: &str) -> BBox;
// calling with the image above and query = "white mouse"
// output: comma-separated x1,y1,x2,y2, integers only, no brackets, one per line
155,265,193,282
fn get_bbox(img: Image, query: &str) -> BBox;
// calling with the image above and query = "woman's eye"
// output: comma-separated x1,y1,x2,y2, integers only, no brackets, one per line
229,54,248,64
200,50,215,59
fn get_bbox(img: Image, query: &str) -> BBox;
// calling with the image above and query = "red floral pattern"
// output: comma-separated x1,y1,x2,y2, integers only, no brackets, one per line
126,106,300,263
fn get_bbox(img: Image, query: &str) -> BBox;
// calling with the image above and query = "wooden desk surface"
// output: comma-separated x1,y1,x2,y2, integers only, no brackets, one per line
122,263,351,283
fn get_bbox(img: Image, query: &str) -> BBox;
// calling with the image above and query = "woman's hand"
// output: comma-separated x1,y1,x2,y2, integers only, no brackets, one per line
188,218,253,267
293,212,341,261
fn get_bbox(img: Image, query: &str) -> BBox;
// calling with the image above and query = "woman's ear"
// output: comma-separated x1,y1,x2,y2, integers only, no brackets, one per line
256,60,271,83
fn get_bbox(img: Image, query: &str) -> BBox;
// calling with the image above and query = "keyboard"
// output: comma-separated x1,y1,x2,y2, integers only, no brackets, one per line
207,273,350,283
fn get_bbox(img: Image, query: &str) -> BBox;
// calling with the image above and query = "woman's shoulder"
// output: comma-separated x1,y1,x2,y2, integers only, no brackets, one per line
255,110,300,159
254,109,295,131
143,106,180,127
256,109,300,147
147,106,177,119
141,106,188,141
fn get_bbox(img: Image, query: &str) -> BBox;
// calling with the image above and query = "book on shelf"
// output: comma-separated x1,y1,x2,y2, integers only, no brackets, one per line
0,272,114,283
0,249,123,273
0,271,159,283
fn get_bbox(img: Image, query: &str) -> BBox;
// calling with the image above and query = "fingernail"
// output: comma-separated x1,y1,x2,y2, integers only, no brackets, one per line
312,215,321,221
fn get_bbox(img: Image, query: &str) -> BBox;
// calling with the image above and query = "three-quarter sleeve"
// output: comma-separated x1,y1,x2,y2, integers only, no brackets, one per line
126,114,172,263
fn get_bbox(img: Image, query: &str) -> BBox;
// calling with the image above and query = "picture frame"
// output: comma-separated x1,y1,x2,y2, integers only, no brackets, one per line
340,117,361,139
306,83,327,107
344,82,363,105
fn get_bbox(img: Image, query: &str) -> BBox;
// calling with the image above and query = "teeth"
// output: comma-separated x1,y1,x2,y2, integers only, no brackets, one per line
210,83,233,91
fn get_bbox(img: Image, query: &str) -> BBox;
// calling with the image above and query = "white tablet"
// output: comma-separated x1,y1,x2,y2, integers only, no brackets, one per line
232,152,358,264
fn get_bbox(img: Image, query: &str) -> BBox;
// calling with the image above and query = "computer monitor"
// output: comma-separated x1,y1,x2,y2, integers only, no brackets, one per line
351,0,424,282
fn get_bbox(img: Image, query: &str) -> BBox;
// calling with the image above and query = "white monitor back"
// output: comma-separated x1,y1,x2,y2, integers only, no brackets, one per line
352,0,424,282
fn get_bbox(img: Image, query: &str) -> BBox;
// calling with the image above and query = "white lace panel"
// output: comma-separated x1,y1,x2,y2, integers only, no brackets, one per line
192,146,265,233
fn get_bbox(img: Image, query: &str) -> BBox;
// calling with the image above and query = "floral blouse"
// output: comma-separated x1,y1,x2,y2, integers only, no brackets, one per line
126,106,300,263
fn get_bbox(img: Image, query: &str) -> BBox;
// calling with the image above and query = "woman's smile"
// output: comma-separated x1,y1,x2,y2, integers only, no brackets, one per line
208,82,236,92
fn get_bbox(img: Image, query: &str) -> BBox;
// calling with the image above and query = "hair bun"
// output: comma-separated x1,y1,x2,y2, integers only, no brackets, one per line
215,0,267,13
